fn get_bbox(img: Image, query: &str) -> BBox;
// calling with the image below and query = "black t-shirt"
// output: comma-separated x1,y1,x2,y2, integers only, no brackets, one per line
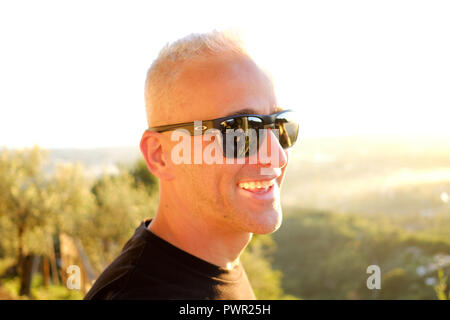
84,218,256,300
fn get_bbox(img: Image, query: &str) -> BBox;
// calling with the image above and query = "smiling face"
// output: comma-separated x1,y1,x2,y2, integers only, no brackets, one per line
158,54,289,235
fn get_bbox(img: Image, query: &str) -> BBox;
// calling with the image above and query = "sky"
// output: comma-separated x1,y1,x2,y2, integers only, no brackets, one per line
1,0,449,148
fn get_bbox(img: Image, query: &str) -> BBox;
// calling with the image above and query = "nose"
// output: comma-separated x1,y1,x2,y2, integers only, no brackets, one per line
247,128,288,169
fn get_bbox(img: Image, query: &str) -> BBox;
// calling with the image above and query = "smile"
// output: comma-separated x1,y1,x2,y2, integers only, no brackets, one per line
238,180,275,193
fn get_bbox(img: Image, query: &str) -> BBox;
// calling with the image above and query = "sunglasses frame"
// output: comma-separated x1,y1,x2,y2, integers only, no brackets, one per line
146,109,297,136
146,109,299,158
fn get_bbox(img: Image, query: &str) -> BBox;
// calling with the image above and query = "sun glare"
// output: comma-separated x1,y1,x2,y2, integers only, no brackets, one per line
0,1,449,148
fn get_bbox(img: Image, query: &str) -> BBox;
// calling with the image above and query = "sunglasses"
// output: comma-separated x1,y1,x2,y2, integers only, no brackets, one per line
146,109,299,159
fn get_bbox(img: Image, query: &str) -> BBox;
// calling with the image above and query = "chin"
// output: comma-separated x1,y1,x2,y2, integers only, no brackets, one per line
247,208,283,235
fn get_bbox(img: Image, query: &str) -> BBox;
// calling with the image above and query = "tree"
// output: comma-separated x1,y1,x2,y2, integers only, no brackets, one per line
47,163,95,237
83,171,157,272
242,234,297,299
0,146,51,297
128,158,158,195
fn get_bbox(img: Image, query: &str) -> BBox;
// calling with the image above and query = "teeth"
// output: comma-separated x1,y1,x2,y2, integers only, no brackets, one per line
238,180,274,190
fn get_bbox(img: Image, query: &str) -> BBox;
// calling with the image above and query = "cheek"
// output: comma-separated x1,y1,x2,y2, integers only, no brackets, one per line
218,165,244,199
193,164,242,201
183,164,222,198
169,133,244,198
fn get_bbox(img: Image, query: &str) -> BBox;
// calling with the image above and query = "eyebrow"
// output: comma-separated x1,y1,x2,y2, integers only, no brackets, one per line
225,106,282,117
226,109,258,117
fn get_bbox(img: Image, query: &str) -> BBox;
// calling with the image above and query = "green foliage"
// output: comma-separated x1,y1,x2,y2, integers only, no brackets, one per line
83,171,158,271
0,258,15,277
0,217,17,258
1,276,83,300
434,269,449,300
0,147,159,298
0,146,53,259
273,207,450,300
380,268,409,299
48,163,96,237
242,235,299,300
128,158,159,195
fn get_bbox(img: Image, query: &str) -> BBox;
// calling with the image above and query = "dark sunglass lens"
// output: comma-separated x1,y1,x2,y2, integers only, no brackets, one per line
244,117,264,158
275,111,299,148
220,116,264,158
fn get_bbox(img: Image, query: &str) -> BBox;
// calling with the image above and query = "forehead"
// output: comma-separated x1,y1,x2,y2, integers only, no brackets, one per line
173,55,279,121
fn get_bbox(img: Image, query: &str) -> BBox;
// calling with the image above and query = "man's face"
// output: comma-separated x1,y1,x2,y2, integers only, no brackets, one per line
162,55,289,235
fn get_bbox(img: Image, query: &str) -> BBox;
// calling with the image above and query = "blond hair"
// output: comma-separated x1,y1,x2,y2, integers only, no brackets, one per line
144,30,250,126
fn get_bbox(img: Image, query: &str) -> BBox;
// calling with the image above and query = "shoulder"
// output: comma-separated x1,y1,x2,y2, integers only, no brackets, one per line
84,222,150,300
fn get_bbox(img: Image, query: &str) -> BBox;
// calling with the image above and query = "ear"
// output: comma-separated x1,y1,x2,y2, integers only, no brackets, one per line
140,131,175,180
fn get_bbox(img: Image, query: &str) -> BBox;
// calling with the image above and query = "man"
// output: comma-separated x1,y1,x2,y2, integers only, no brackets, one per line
84,30,299,300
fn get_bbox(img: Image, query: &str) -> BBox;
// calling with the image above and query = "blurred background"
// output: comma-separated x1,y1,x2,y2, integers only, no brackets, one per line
1,0,449,300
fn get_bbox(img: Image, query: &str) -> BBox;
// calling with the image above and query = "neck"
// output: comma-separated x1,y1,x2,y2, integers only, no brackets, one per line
148,189,252,269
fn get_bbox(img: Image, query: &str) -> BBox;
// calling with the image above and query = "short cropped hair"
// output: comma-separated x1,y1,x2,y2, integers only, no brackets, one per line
144,30,250,126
